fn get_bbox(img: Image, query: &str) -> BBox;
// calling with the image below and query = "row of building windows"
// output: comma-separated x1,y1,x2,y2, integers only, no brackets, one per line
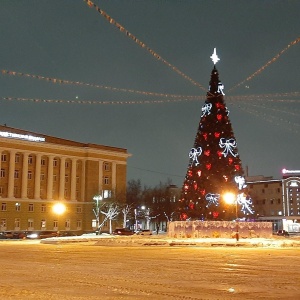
0,218,82,230
1,154,112,171
1,202,83,213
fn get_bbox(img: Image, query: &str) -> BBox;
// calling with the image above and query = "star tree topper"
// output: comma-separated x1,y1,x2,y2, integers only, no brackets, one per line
210,48,220,65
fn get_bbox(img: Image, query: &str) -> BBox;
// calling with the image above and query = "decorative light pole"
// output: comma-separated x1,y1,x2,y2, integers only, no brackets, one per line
93,194,103,234
52,202,66,236
223,192,239,241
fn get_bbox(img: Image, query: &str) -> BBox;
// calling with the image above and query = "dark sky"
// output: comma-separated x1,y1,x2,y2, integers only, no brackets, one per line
0,0,299,187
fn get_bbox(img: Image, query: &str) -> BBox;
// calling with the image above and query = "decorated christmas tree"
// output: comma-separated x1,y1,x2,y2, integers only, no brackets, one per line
177,49,254,221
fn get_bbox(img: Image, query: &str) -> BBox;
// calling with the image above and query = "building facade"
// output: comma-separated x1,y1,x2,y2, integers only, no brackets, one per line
247,170,300,219
0,125,131,233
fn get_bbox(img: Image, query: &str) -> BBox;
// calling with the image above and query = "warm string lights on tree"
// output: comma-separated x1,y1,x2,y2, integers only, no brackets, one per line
177,48,255,221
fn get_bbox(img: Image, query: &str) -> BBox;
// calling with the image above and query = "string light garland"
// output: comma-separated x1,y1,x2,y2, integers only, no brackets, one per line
0,96,206,105
228,36,300,92
83,0,207,91
1,69,202,99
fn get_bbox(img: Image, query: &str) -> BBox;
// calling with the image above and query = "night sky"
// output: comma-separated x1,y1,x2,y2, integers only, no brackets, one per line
0,0,299,187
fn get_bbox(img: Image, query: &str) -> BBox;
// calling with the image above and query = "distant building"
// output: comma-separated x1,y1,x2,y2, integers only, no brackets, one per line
247,169,300,218
0,125,131,233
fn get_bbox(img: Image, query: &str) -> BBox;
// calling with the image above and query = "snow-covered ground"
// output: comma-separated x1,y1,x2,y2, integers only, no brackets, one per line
1,235,300,299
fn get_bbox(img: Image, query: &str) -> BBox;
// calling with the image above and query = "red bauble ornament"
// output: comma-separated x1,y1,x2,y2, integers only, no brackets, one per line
217,114,222,121
228,158,233,164
193,182,198,190
200,189,205,195
204,150,210,156
213,211,219,218
180,213,188,221
203,133,208,140
206,163,212,170
189,201,195,209
217,151,223,157
235,165,240,170
214,132,220,138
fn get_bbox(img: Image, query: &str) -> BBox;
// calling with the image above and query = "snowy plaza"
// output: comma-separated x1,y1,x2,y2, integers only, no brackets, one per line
1,235,300,299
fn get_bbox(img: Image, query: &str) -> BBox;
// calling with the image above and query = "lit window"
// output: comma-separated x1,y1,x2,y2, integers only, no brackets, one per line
28,156,33,164
104,162,110,171
1,154,7,162
15,203,21,211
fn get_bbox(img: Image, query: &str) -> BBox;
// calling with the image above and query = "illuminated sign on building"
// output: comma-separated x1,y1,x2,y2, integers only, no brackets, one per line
282,169,300,174
0,131,45,142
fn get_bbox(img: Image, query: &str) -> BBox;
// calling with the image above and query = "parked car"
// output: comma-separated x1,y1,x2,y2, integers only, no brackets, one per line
26,231,58,239
112,228,134,235
0,231,27,239
276,230,289,237
137,229,152,236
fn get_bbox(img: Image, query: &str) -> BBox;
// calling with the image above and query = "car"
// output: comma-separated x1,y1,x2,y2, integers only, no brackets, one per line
26,231,58,239
112,228,134,235
276,230,289,237
137,229,152,236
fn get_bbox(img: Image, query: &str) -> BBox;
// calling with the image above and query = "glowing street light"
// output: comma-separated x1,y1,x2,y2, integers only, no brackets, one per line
223,192,239,241
53,202,66,235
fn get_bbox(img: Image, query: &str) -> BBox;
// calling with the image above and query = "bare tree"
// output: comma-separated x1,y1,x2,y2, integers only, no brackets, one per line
100,203,120,234
121,204,133,228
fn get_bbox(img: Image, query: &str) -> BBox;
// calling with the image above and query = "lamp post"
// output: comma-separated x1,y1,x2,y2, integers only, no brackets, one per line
53,202,66,236
223,192,239,241
93,194,103,234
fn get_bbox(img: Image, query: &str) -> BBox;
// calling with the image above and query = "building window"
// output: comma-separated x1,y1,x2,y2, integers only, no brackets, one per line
53,174,57,182
104,176,109,185
28,170,32,180
41,219,46,228
0,186,3,195
262,199,266,205
1,203,7,211
1,169,6,178
41,204,46,213
64,189,68,198
28,203,34,212
14,170,19,179
277,188,280,193
270,199,274,204
53,220,58,229
1,218,7,229
262,189,265,193
15,218,20,229
1,154,7,162
104,162,110,171
15,154,20,163
40,173,45,181
65,161,69,168
103,190,112,199
28,155,33,164
15,203,21,211
53,159,58,167
277,199,281,204
76,206,82,213
65,174,69,183
41,159,46,166
76,176,80,184
77,219,82,229
65,219,70,229
28,219,34,229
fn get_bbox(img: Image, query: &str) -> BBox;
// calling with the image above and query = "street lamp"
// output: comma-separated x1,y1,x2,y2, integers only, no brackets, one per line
93,194,103,234
223,192,239,241
53,202,66,236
